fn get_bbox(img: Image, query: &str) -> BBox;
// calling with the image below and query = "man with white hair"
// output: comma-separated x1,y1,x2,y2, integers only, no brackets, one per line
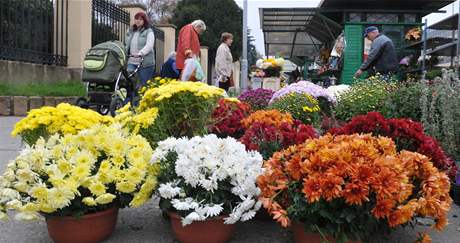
176,20,206,75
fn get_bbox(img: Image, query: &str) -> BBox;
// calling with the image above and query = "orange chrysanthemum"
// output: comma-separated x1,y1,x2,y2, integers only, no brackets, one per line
320,174,344,201
372,199,394,219
256,134,452,241
241,109,293,129
302,177,322,203
343,182,369,206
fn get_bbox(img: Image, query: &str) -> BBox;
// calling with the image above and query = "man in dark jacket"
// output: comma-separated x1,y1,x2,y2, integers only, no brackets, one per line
354,26,398,79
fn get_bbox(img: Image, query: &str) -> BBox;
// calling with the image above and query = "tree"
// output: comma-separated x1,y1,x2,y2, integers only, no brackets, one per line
171,0,243,62
247,29,261,69
112,0,178,24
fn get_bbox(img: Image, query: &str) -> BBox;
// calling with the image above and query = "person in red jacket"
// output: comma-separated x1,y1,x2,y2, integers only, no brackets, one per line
176,20,206,72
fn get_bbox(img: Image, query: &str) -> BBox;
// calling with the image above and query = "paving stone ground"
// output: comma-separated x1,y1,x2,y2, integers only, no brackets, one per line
0,116,459,243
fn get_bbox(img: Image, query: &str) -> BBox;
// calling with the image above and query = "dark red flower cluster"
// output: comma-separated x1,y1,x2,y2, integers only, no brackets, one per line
240,120,317,160
209,99,252,138
330,112,457,180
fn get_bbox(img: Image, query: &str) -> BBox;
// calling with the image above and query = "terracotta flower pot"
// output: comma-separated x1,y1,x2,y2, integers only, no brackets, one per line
46,208,118,243
292,221,359,243
168,212,236,243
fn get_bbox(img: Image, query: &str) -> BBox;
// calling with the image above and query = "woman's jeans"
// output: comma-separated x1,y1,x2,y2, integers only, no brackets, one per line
127,64,155,88
127,64,155,105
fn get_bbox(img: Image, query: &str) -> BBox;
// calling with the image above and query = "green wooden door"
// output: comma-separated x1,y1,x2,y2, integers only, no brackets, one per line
341,24,364,84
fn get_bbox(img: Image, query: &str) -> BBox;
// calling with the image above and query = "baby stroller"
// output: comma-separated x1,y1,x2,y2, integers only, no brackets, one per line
76,41,142,116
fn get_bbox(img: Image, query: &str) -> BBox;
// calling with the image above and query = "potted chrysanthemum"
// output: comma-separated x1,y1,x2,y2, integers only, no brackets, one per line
258,134,452,243
0,124,158,243
11,103,113,146
153,134,263,243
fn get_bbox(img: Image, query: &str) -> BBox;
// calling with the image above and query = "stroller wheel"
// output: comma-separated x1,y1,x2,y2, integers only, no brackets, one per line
98,106,110,115
109,96,124,117
75,97,89,109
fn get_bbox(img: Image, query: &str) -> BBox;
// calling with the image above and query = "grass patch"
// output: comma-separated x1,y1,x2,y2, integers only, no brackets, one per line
0,81,85,97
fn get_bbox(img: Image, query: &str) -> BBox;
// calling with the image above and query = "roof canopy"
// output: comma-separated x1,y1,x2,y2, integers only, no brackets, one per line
260,8,342,64
430,13,459,30
319,0,454,12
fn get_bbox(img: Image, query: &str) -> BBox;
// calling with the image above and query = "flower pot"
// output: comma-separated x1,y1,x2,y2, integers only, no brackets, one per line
292,222,359,243
46,208,118,243
452,183,460,206
168,212,236,243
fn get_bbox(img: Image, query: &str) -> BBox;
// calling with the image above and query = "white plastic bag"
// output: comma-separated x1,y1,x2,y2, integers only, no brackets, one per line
180,58,197,81
180,57,205,81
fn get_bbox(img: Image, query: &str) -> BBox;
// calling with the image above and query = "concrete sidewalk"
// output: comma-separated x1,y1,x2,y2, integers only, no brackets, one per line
0,116,459,243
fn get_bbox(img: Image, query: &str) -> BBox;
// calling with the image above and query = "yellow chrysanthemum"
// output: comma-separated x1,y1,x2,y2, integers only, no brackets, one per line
88,182,106,197
116,181,137,193
95,193,116,204
82,197,97,206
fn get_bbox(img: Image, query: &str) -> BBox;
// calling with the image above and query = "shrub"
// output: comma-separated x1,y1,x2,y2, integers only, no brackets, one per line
258,134,452,242
383,82,422,121
333,75,397,122
420,70,460,161
268,92,321,125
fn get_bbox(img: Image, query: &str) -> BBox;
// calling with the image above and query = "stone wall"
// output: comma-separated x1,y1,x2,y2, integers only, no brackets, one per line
0,60,81,85
0,96,79,116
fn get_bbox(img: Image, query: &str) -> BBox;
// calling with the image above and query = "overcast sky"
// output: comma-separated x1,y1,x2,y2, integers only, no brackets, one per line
234,0,459,56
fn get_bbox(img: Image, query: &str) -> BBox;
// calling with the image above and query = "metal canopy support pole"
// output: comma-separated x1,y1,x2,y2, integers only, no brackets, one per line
241,0,248,90
422,19,427,73
290,29,299,58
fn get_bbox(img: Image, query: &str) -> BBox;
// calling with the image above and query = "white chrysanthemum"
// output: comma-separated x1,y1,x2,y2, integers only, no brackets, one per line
158,182,181,199
202,204,224,218
155,134,263,225
326,84,351,102
182,212,204,226
171,198,199,211
240,211,256,221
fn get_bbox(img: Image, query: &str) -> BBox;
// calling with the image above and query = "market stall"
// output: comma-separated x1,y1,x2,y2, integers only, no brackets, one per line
260,0,454,84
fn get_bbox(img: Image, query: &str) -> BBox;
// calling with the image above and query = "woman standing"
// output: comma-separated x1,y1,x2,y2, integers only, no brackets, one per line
215,32,234,91
125,12,155,88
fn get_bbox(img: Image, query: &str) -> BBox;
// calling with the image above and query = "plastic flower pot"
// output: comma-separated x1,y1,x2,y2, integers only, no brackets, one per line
452,183,460,206
168,212,236,243
292,222,360,243
46,208,118,243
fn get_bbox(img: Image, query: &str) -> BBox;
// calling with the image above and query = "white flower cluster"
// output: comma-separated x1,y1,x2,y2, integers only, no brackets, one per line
326,84,351,102
152,134,264,226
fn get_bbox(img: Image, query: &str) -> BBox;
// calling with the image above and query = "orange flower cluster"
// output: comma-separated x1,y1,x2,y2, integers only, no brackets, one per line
241,109,294,129
257,134,451,238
